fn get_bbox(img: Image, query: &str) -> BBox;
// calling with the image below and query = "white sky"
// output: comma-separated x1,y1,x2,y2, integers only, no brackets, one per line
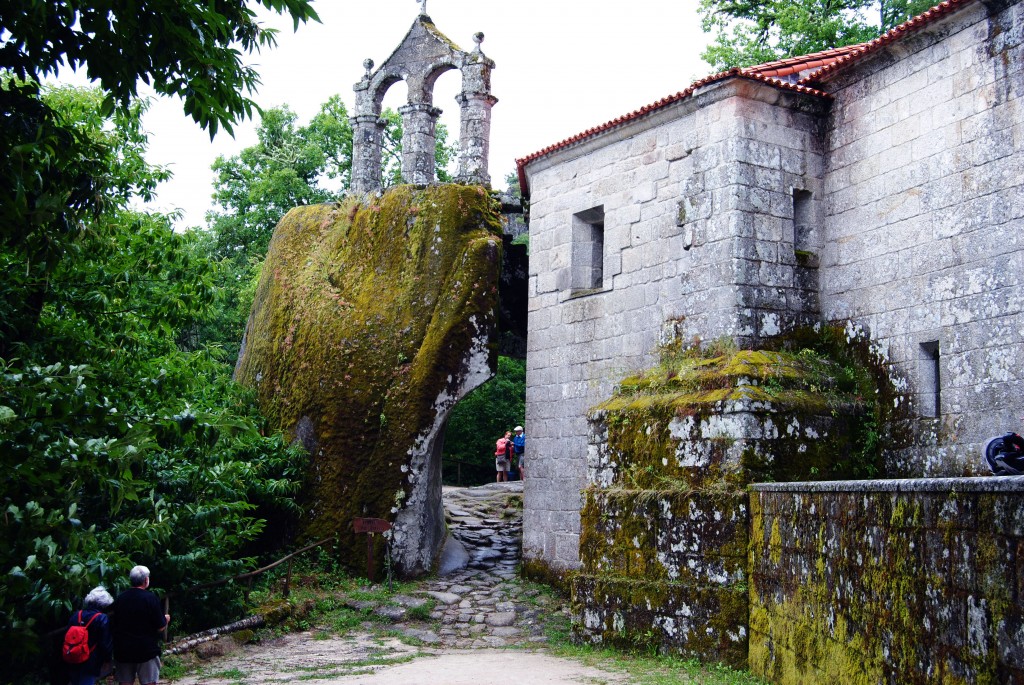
64,0,713,228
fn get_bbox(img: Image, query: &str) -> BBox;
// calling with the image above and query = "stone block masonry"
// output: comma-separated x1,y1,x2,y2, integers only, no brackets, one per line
817,0,1024,476
750,477,1024,683
520,0,1023,580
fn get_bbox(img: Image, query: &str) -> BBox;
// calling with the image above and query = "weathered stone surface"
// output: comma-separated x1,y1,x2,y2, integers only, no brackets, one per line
373,605,407,622
351,16,495,191
484,612,516,627
521,0,1024,586
419,591,462,605
235,186,502,576
437,535,471,576
750,477,1024,683
572,575,748,668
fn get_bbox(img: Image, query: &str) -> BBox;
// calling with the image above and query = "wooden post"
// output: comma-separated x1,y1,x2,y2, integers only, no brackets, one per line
353,518,393,582
163,596,171,643
284,558,293,598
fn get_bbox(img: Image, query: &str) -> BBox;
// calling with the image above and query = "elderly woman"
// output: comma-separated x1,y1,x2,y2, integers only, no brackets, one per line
66,586,114,685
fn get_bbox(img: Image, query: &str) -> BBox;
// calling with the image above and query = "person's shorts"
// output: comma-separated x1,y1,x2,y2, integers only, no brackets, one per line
115,656,161,684
495,458,509,471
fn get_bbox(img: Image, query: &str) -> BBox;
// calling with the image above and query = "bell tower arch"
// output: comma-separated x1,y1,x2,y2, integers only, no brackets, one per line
351,9,496,193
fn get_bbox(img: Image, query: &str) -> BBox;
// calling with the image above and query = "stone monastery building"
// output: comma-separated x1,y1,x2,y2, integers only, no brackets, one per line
517,0,1023,575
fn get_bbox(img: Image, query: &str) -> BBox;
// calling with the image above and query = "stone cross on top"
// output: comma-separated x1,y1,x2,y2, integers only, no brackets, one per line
350,10,497,192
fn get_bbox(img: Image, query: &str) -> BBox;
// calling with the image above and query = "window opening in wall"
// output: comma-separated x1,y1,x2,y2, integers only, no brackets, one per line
793,189,814,257
571,205,605,293
919,341,940,418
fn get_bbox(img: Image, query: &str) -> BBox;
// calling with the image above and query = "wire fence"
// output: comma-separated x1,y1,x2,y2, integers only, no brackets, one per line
442,457,521,485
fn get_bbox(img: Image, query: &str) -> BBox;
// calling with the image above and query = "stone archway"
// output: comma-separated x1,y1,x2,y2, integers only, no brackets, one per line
350,12,496,193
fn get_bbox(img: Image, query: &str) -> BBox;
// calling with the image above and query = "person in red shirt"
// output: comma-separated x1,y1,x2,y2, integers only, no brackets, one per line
495,431,513,482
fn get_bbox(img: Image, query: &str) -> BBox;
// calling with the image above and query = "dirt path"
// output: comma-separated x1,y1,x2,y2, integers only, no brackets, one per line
169,483,630,684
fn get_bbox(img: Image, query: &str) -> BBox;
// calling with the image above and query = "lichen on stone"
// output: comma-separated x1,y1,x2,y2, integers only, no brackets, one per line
235,184,502,576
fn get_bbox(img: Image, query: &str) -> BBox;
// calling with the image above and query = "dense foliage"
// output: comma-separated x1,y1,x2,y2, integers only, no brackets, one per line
0,84,308,677
699,0,937,69
4,1,319,136
1,2,319,675
442,356,526,484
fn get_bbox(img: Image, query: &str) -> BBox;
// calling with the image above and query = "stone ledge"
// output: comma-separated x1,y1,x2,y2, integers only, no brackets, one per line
751,474,1024,493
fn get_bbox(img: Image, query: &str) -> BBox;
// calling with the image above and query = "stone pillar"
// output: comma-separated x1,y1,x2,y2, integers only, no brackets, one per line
398,103,442,185
456,34,496,186
350,114,385,194
351,60,383,194
455,92,497,186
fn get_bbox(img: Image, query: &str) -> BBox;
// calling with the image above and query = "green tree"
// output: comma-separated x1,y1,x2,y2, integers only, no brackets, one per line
4,1,318,136
0,0,318,353
1,84,307,678
699,0,936,70
208,97,352,262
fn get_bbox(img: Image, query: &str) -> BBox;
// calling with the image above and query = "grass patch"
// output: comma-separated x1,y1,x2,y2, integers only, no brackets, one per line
161,655,187,681
406,599,436,621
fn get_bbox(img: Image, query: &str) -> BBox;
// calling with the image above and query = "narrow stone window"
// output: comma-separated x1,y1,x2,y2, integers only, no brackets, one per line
571,206,605,292
793,189,814,256
919,341,941,418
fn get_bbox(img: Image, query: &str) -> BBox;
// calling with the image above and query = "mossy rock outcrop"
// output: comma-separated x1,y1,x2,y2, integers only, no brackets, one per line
235,185,502,576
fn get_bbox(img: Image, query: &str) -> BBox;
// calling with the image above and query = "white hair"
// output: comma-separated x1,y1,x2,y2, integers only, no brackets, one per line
128,565,150,587
83,586,114,610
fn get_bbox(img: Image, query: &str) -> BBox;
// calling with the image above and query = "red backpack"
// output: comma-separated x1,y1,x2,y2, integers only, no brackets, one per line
62,610,97,664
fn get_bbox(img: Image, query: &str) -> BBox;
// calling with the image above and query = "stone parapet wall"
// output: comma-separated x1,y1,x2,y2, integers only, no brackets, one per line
750,477,1024,683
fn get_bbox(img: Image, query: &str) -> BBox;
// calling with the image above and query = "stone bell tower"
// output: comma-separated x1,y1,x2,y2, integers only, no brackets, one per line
350,4,497,193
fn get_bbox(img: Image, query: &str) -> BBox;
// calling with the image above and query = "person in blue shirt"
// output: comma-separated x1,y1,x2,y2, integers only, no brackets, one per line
512,425,526,480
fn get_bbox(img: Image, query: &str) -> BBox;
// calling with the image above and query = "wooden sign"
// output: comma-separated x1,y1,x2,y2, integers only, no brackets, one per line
354,517,392,534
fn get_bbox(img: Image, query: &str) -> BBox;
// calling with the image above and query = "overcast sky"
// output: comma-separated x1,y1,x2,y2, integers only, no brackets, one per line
66,0,714,228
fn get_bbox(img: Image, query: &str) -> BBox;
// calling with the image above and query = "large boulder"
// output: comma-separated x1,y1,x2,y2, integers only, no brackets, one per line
235,185,502,576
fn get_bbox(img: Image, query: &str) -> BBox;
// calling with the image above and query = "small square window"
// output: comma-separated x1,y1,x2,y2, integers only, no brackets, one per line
571,206,605,292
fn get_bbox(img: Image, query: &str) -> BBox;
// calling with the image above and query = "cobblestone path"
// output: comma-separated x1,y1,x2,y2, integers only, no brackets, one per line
168,482,624,684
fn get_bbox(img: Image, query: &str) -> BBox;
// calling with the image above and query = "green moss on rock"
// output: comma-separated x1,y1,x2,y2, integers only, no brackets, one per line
235,185,502,575
573,323,911,667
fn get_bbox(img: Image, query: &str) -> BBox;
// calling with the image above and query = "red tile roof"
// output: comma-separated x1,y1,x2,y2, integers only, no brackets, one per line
516,0,976,197
750,45,864,78
515,70,830,195
798,0,973,83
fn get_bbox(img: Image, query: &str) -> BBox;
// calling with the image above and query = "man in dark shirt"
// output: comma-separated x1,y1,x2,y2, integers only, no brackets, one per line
112,565,170,685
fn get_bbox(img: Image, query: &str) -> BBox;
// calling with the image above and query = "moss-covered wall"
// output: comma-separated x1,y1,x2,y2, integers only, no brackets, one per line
750,478,1024,683
234,185,502,576
575,335,883,667
573,327,910,667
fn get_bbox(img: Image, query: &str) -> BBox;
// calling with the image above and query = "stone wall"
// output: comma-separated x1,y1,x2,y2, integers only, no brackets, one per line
818,0,1024,474
522,0,1023,577
523,84,826,574
750,477,1024,682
